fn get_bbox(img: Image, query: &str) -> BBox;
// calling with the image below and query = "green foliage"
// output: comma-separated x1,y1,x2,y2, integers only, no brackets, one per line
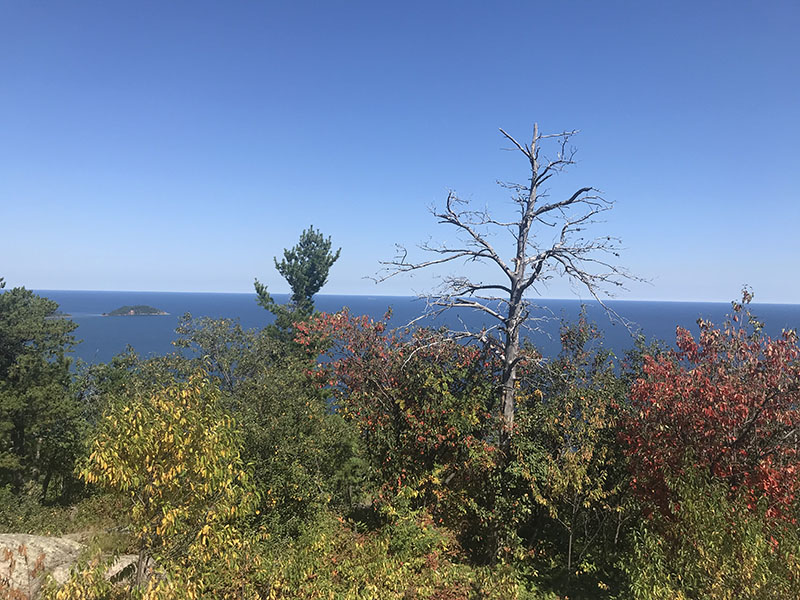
0,286,80,499
0,485,118,539
241,354,364,536
625,466,800,600
173,314,255,393
173,313,365,536
75,347,190,410
267,512,550,600
0,483,63,533
255,225,341,336
75,316,364,542
498,313,631,595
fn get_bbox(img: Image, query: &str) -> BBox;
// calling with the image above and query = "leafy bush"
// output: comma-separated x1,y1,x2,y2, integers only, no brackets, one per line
173,314,366,536
267,512,551,600
621,291,800,519
504,314,632,596
79,371,260,590
625,466,800,599
297,311,500,543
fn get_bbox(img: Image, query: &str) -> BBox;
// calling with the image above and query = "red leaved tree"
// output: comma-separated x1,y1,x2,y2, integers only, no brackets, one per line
295,309,501,524
622,290,800,519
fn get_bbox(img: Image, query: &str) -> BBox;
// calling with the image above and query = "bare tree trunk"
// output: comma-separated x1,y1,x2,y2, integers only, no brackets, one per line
500,333,518,444
500,302,522,450
567,495,579,573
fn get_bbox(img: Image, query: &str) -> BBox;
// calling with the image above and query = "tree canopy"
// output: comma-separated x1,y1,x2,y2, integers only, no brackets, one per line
0,286,79,497
255,225,340,320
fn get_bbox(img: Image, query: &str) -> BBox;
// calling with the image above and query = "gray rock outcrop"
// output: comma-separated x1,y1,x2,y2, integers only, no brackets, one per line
0,534,137,599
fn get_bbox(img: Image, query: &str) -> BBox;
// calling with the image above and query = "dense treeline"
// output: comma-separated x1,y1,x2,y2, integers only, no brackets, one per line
2,267,799,597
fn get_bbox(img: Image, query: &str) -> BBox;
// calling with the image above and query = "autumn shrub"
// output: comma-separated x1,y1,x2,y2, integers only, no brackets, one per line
624,465,800,600
299,308,636,600
297,311,501,542
621,291,800,518
79,371,261,593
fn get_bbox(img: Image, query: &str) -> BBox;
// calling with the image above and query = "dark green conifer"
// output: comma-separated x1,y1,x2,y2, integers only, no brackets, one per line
254,226,341,329
0,285,79,498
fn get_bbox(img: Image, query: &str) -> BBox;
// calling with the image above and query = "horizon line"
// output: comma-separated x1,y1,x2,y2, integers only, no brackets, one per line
23,288,799,306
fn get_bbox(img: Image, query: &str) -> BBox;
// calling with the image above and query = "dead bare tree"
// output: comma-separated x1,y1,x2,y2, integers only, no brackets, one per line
379,124,636,451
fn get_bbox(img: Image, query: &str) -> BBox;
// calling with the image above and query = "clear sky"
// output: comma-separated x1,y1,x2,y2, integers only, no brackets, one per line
2,1,798,302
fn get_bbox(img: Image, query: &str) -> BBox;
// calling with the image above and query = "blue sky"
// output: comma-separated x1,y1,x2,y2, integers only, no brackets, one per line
2,1,798,302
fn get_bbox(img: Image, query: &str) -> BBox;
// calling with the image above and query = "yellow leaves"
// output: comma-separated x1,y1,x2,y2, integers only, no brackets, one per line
77,369,258,575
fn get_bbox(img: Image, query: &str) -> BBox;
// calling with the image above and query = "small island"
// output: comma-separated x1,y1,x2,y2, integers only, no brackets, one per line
103,305,169,317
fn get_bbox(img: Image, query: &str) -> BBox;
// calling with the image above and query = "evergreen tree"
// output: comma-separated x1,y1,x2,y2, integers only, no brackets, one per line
0,286,79,497
254,226,340,330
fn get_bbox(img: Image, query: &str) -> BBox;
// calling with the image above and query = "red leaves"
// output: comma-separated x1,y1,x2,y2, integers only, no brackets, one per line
298,309,500,519
622,300,800,520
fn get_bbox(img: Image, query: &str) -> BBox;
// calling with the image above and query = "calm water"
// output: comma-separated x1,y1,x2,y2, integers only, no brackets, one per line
33,290,800,365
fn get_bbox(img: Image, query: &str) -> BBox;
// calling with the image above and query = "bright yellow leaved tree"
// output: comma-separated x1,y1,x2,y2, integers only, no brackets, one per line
77,371,266,599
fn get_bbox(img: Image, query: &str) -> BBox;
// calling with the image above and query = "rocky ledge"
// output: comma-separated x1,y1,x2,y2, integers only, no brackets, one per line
0,534,137,599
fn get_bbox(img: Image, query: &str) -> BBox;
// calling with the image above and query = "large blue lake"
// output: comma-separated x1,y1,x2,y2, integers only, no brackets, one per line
33,290,800,365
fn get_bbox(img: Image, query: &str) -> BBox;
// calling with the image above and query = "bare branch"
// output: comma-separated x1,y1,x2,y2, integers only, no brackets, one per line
498,128,530,156
430,296,506,323
434,192,514,279
376,248,485,282
444,276,512,296
533,187,599,219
